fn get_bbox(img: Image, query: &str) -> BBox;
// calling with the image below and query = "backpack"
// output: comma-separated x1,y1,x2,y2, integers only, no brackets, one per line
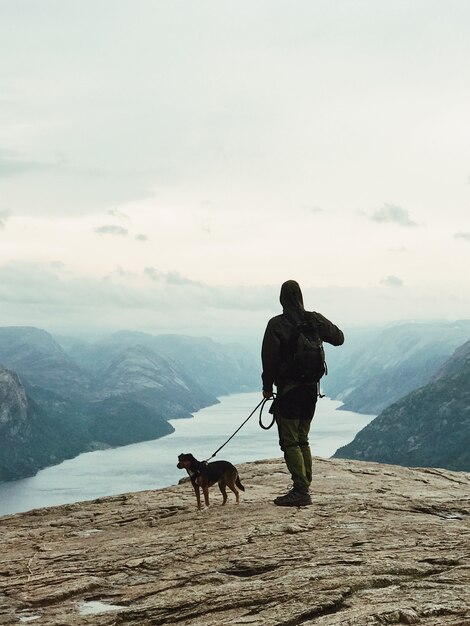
283,312,327,384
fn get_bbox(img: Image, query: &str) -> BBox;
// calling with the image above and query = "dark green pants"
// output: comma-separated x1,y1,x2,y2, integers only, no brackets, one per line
275,385,317,494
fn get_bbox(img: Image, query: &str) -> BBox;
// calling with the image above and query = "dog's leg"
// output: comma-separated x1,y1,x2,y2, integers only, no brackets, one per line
193,484,202,510
227,479,240,504
218,480,228,505
202,481,210,507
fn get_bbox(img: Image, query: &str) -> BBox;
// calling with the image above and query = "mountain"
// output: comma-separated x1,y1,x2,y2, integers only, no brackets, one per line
0,326,260,481
334,340,470,471
27,385,175,450
65,330,259,397
0,364,174,481
93,344,216,418
0,366,76,481
0,327,90,398
322,320,470,414
151,334,259,396
0,365,35,479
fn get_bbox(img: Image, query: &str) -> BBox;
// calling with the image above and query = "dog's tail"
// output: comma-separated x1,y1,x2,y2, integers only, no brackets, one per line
236,475,245,492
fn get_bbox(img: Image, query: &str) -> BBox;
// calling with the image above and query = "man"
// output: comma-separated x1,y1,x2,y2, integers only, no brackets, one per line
262,280,344,507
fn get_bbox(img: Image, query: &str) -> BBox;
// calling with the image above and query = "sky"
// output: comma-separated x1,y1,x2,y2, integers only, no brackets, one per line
1,0,470,342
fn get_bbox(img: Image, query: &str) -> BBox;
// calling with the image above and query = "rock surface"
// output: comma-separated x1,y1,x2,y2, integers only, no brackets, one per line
1,457,470,625
0,366,28,432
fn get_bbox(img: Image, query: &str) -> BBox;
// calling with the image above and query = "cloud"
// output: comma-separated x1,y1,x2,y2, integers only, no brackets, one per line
143,267,202,287
135,234,148,242
1,262,470,343
143,267,162,282
166,271,202,287
49,260,67,271
381,275,404,288
302,205,323,214
95,225,128,236
2,1,470,227
0,151,52,178
108,209,130,220
368,204,417,227
0,262,276,340
454,232,470,242
0,210,9,229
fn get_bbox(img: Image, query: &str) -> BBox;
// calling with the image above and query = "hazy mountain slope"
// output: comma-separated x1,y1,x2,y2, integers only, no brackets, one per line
322,320,470,414
94,345,216,418
66,330,259,396
0,366,35,480
0,365,174,481
151,334,259,395
84,396,174,447
0,367,77,481
334,340,470,471
0,327,90,398
433,338,470,379
0,326,260,481
26,384,174,449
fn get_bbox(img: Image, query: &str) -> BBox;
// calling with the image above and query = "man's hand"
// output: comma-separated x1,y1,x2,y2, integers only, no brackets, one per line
263,389,273,399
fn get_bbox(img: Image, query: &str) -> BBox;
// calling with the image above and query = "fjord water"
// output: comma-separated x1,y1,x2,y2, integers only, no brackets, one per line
0,392,375,516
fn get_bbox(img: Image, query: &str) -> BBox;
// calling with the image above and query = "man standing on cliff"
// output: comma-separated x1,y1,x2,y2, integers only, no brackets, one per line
262,280,344,507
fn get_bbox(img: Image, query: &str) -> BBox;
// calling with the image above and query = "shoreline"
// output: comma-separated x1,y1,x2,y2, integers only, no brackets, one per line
0,392,375,516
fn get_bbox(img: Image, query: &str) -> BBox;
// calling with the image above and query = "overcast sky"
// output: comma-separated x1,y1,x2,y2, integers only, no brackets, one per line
1,1,469,341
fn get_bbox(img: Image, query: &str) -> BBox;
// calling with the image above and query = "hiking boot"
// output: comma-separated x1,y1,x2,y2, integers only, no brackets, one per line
274,489,312,507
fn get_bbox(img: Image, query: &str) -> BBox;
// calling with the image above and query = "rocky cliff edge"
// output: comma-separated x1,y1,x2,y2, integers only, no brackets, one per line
1,457,470,625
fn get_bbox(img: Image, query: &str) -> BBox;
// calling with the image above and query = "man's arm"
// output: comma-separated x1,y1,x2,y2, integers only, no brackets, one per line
261,319,281,396
312,312,344,346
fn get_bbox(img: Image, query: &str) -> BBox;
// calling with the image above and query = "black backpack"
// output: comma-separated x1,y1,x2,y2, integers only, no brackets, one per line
283,312,327,384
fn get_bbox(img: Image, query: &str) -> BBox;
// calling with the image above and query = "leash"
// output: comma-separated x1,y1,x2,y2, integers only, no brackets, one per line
258,396,276,430
205,395,276,462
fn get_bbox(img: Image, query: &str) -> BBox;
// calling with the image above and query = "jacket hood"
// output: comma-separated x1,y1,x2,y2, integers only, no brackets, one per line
280,280,305,322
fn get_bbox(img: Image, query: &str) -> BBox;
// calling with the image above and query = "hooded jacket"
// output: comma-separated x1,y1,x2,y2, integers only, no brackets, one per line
261,280,344,393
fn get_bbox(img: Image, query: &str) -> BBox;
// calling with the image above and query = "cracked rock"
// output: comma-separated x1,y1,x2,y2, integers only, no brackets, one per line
0,457,469,625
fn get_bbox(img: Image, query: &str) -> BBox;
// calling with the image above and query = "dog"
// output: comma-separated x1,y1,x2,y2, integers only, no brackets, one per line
177,453,245,509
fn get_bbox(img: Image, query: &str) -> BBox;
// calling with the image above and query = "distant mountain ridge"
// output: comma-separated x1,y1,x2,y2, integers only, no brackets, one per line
322,320,470,414
0,366,175,481
0,326,260,481
0,327,90,398
334,339,470,471
64,330,258,397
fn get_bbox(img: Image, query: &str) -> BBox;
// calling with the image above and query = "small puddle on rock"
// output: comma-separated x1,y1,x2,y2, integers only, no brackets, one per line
78,600,125,615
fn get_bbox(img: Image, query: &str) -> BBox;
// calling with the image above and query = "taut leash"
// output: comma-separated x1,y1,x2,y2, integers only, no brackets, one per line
205,395,276,462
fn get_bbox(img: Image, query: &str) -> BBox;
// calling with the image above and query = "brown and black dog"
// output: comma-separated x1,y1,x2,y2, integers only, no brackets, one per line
177,453,245,509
